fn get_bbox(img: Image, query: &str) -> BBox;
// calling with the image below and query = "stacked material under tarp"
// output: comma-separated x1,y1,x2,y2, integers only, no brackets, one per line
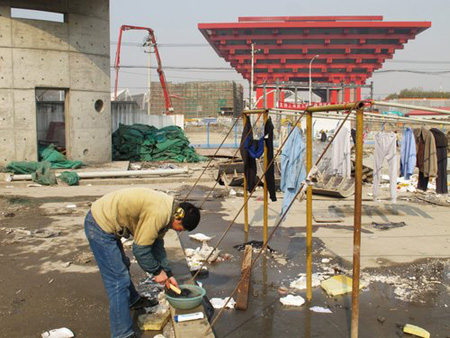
112,124,206,163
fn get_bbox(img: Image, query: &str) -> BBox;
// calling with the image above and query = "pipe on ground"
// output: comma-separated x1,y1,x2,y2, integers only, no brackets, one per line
6,167,189,182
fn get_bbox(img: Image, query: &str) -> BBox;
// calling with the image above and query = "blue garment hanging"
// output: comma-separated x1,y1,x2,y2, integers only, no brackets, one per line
280,128,306,215
244,136,265,159
400,127,416,180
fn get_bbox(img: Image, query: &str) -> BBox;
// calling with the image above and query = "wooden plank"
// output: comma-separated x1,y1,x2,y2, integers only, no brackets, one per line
170,305,215,338
235,245,252,310
196,148,239,158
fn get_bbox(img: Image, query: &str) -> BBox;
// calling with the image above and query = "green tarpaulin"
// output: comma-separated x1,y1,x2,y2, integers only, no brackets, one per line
39,144,85,169
58,171,80,186
112,124,207,163
6,145,84,185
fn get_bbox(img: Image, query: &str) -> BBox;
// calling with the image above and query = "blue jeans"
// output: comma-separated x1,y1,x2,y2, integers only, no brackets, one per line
84,211,140,338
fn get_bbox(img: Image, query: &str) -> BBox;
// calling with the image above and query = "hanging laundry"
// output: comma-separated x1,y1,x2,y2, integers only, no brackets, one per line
373,132,397,202
430,128,448,194
320,130,327,143
264,117,277,202
414,127,437,191
240,117,257,192
400,127,416,180
280,127,306,214
329,126,351,178
351,128,356,144
244,136,264,159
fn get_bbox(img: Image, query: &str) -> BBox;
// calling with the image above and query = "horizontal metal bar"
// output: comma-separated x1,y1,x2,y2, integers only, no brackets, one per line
243,109,270,115
305,102,365,112
271,107,450,125
372,101,450,115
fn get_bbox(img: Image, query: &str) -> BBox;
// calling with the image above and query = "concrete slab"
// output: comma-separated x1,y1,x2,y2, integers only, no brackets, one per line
220,186,450,268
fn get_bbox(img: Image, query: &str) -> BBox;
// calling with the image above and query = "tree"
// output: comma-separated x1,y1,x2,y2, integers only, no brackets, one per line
386,88,450,99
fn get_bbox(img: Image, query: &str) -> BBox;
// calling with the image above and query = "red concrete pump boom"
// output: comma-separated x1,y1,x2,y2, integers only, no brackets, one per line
114,25,174,114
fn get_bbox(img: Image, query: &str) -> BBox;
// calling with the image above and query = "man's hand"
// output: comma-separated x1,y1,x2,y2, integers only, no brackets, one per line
165,276,179,289
153,270,168,284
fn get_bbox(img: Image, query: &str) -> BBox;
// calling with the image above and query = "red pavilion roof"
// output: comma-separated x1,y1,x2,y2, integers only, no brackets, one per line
198,16,431,85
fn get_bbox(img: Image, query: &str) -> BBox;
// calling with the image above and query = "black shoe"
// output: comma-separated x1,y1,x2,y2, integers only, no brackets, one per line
130,296,158,310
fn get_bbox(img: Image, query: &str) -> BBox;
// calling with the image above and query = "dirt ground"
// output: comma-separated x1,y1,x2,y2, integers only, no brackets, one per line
0,179,449,337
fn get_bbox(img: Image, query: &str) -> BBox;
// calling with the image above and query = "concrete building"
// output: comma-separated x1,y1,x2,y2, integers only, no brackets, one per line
0,0,111,164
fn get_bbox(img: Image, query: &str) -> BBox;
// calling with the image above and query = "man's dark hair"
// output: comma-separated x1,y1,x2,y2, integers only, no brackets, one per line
179,202,200,231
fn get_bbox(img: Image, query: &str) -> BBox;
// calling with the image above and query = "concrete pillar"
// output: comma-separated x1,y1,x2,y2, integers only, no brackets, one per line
256,87,274,109
330,89,338,103
355,87,362,101
344,87,351,102
0,0,111,164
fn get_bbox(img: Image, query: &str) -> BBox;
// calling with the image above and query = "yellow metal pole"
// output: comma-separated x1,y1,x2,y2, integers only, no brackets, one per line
243,114,249,233
305,101,365,112
263,112,269,244
306,111,313,301
351,108,364,338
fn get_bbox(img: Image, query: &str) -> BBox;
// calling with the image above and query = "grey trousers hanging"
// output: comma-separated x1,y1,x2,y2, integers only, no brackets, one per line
373,132,397,202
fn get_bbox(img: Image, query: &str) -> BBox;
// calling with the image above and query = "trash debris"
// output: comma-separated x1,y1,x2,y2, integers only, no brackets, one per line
27,183,43,188
74,252,94,264
41,328,74,338
278,286,289,295
189,233,213,242
279,295,305,307
372,221,406,230
215,253,233,262
403,324,430,338
321,275,365,296
321,258,330,263
290,273,327,290
313,212,343,223
33,229,60,238
66,204,77,209
310,306,332,313
159,163,179,170
362,259,449,303
210,297,236,309
185,242,220,268
0,227,60,240
62,262,72,268
130,163,142,170
233,240,275,253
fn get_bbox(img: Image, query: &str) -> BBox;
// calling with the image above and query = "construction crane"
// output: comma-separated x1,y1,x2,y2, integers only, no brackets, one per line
114,25,174,114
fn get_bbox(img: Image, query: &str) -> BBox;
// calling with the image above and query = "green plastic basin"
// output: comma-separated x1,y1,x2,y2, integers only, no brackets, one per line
165,284,206,310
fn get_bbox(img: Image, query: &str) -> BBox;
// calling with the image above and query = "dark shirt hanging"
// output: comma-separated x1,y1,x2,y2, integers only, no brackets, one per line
240,118,257,192
264,117,277,202
430,128,448,194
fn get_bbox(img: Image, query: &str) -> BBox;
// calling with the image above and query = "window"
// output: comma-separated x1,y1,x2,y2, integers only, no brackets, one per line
11,8,65,23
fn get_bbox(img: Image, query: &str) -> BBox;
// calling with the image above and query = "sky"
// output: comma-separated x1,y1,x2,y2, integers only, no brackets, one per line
110,0,450,100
